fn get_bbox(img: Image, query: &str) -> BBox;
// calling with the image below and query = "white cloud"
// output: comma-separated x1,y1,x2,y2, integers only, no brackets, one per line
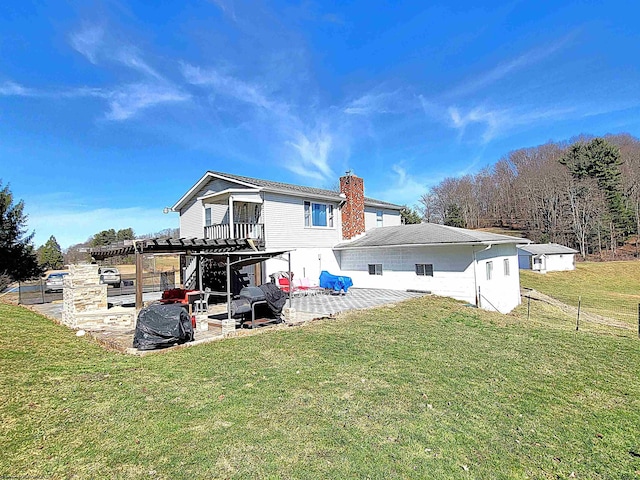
445,31,577,99
182,63,286,113
371,164,429,207
343,90,406,116
286,128,334,180
69,24,105,64
105,83,191,121
0,81,33,96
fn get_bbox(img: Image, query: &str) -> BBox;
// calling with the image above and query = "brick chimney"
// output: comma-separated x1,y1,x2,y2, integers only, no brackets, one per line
340,171,365,240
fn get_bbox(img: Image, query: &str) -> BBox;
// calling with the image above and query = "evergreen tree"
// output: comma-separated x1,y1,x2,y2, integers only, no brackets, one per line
0,180,42,290
37,235,64,270
444,204,466,228
400,206,422,224
91,229,117,247
116,228,135,241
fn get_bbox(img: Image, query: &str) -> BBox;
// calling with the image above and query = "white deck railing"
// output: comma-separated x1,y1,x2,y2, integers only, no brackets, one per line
204,223,264,240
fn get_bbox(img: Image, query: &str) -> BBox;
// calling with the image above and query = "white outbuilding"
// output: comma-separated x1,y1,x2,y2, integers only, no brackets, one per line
334,223,530,314
517,243,578,273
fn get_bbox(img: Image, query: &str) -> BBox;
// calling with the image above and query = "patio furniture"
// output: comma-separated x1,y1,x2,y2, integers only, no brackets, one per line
159,288,196,305
193,287,212,314
319,270,353,294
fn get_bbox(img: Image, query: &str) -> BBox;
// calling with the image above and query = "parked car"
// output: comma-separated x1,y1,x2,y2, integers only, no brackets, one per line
45,272,69,293
99,267,121,287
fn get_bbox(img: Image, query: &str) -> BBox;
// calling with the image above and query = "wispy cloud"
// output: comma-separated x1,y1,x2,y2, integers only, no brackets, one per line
444,31,578,99
105,83,190,121
285,128,334,180
371,164,430,207
343,90,407,116
209,0,237,22
69,23,163,80
0,81,34,96
182,63,287,114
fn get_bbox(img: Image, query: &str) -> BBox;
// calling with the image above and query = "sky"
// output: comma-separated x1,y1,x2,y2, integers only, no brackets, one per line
2,0,640,249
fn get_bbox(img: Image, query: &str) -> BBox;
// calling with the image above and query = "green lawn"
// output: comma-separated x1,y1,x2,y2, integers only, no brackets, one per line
2,299,640,479
521,261,640,325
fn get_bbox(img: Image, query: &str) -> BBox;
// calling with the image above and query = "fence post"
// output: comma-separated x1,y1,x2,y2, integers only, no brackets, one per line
18,282,22,304
40,277,45,304
576,296,581,331
527,295,530,321
637,303,639,339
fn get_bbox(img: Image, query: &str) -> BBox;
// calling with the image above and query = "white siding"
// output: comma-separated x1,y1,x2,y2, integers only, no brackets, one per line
178,178,243,238
338,242,521,314
339,245,476,304
364,207,402,230
544,254,575,272
264,247,341,285
263,193,342,250
474,243,521,313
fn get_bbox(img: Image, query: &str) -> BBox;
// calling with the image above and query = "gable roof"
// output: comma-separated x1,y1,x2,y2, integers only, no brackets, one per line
172,171,403,211
518,243,578,255
334,223,530,249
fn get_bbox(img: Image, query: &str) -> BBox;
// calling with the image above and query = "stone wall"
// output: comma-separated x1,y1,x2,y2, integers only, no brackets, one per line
62,264,134,329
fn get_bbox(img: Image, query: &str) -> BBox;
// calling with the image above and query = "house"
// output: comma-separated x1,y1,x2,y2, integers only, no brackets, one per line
172,171,528,313
518,243,578,273
334,223,527,313
171,171,403,285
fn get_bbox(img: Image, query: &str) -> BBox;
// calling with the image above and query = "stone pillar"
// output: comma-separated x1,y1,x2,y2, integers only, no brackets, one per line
62,264,108,328
221,319,235,336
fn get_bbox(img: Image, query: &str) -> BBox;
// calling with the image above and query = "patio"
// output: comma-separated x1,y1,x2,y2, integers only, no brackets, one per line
31,288,428,354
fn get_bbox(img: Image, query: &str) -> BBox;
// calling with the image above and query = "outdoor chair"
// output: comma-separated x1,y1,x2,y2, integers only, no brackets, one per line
193,287,211,314
300,277,321,295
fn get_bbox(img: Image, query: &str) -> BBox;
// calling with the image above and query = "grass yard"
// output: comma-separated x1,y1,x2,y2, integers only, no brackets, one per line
521,261,640,326
2,298,640,479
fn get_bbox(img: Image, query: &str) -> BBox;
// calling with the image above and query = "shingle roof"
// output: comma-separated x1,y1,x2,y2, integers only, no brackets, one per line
518,243,578,255
334,223,530,249
209,171,403,209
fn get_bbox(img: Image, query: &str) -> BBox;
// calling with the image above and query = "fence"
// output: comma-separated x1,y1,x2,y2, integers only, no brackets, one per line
521,287,640,336
17,271,177,305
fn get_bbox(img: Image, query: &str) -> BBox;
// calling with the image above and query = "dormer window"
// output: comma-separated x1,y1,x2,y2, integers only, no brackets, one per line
304,201,334,228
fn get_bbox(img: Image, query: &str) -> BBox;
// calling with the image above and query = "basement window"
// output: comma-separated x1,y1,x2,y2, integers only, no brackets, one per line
415,264,434,276
368,264,383,275
304,201,334,228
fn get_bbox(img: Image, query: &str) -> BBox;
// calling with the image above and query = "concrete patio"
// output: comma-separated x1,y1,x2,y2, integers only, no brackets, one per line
30,288,428,354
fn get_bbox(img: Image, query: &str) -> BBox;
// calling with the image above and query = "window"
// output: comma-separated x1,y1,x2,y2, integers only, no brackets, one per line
486,261,493,280
503,258,510,276
304,201,334,228
415,264,434,276
205,207,212,227
376,210,383,227
368,264,383,275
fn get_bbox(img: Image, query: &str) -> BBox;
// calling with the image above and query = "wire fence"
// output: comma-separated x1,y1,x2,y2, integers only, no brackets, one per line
16,271,178,306
521,288,640,336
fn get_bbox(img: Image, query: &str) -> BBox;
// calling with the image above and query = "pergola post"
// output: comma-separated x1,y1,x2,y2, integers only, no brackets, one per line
228,196,235,239
222,253,234,335
135,242,143,311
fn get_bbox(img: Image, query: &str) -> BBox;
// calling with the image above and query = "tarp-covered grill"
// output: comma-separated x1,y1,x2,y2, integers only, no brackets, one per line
133,304,194,350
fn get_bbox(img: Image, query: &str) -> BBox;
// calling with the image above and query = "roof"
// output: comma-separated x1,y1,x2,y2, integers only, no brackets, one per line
334,223,530,249
518,243,578,255
172,171,403,211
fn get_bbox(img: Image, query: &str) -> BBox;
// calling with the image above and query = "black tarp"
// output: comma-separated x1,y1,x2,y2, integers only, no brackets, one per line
259,283,287,317
133,304,194,350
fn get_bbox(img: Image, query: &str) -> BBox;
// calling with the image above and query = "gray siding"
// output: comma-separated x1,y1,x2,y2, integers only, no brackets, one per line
179,178,240,238
364,207,402,230
263,192,342,249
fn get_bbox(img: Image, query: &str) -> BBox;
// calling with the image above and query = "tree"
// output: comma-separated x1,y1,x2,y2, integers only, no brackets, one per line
444,204,466,228
37,235,64,270
400,206,422,225
91,229,117,247
0,181,42,290
116,228,135,241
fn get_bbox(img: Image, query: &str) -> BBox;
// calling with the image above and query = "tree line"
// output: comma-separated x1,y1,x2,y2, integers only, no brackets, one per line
419,134,640,258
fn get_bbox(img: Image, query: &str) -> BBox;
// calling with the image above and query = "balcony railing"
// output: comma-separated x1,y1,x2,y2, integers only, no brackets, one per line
204,223,264,241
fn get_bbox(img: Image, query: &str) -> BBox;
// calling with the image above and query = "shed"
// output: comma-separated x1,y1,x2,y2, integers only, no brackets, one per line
517,243,578,272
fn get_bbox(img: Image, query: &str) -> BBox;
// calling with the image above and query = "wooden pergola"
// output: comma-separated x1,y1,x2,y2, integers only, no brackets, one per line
90,238,292,323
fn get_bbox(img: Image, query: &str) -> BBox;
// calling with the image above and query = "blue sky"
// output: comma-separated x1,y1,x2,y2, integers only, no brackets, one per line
2,1,639,248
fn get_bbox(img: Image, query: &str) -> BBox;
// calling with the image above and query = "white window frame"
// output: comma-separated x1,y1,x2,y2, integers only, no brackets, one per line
376,210,383,227
204,207,212,227
503,258,510,276
486,261,493,280
304,201,334,228
415,263,434,276
368,264,383,275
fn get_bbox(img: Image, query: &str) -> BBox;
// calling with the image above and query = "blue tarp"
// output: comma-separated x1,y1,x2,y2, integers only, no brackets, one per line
319,270,353,293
